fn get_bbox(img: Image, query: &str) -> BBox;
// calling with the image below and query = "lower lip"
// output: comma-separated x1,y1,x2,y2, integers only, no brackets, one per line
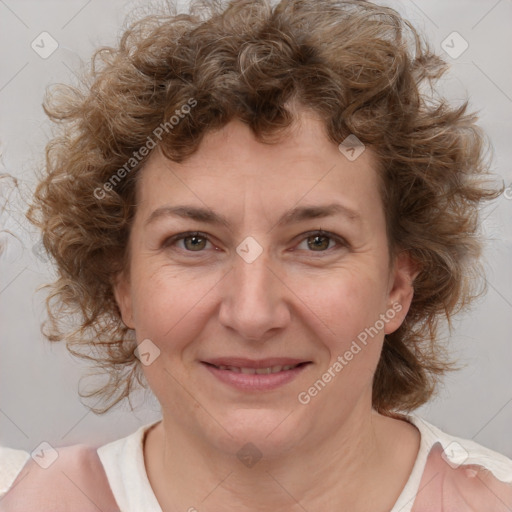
202,363,310,391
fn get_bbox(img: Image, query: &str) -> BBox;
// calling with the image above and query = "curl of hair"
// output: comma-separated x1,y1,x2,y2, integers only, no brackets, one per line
27,0,502,415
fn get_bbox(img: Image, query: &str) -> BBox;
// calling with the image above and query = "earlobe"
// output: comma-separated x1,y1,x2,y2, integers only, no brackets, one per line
384,251,420,335
113,271,135,329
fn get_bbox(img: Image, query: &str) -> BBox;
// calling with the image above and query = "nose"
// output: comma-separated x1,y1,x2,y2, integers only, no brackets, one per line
218,249,291,342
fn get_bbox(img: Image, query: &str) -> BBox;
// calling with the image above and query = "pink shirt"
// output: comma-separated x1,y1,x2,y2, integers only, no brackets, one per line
1,414,511,511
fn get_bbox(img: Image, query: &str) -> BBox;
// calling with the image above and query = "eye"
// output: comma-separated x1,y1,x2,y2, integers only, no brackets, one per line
162,231,214,252
161,229,347,255
295,230,346,253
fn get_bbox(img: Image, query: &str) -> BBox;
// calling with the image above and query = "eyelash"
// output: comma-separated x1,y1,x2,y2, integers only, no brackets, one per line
162,230,348,255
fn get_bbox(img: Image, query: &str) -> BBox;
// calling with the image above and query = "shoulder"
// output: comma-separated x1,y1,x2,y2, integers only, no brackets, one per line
416,443,512,511
408,415,512,512
0,444,119,512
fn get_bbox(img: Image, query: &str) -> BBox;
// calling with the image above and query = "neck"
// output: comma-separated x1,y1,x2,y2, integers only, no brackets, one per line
144,394,419,511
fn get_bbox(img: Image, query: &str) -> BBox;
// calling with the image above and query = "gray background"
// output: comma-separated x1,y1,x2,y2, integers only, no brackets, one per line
1,0,511,456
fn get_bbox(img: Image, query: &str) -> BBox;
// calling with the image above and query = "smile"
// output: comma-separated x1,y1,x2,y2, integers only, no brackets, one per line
210,363,302,374
201,360,311,391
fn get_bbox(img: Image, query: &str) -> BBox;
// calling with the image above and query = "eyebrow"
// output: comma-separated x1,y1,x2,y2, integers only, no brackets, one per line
144,202,362,229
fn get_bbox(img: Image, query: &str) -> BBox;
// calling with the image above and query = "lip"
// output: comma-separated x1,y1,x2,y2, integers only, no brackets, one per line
201,358,312,392
203,357,308,368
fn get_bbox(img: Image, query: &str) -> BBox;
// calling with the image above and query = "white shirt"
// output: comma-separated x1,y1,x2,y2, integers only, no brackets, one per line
96,414,512,512
2,414,512,511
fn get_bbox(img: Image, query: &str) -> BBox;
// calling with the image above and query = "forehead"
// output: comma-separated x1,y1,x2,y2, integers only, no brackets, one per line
135,115,384,227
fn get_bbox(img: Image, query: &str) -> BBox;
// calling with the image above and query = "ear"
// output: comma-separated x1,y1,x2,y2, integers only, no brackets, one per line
113,270,135,330
384,250,420,335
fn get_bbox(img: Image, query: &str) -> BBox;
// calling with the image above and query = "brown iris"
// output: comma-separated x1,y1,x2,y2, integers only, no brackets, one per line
183,235,207,251
307,234,330,251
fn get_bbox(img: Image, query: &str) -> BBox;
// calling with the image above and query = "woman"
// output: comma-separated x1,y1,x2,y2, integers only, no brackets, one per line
1,0,511,510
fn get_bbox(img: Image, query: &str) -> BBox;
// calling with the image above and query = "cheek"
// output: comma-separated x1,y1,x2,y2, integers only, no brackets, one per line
128,267,218,401
314,279,387,396
299,267,390,391
300,267,388,343
129,264,217,345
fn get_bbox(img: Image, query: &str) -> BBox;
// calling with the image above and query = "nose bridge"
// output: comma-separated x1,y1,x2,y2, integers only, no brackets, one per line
218,247,288,340
235,250,272,301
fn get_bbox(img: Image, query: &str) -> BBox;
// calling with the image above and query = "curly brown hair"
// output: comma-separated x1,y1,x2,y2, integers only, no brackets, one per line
27,0,501,415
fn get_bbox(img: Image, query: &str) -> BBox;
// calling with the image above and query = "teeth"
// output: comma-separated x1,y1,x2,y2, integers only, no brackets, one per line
215,364,300,374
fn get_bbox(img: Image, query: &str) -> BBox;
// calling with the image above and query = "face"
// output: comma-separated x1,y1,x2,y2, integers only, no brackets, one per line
114,111,417,456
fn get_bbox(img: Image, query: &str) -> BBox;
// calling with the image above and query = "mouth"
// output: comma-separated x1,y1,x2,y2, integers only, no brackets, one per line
203,362,307,374
200,358,312,391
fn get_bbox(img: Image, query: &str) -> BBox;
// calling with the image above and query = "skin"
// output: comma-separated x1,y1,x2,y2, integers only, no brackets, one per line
114,109,421,512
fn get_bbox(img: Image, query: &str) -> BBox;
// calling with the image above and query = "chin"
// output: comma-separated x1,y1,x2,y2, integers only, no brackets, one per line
211,408,309,458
